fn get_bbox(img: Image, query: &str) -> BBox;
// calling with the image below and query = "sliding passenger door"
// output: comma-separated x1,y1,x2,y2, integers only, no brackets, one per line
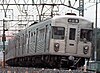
66,25,78,54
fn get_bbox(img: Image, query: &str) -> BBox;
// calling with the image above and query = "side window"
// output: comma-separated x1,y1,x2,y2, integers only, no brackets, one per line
25,30,27,45
18,36,20,49
31,32,33,37
28,31,30,38
80,29,92,41
22,34,24,54
27,31,30,53
69,28,76,40
30,31,35,42
39,28,45,41
18,36,20,55
31,32,33,42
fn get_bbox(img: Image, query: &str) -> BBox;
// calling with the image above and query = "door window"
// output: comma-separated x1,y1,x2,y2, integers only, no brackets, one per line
69,28,76,40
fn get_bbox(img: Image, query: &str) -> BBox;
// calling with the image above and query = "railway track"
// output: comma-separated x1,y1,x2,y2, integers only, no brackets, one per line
0,66,95,73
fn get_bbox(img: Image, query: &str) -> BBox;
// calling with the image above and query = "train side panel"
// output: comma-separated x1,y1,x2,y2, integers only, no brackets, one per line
25,20,51,55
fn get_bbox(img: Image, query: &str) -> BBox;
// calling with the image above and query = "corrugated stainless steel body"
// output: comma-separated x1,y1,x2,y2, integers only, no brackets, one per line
5,15,93,68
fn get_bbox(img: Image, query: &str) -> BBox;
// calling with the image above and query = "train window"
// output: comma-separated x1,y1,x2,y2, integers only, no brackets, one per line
39,28,45,40
69,28,76,40
28,31,30,38
31,32,33,37
80,29,92,41
52,26,65,39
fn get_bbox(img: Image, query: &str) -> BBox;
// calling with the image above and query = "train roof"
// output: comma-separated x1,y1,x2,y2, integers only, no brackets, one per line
30,15,92,27
52,15,92,22
18,15,92,33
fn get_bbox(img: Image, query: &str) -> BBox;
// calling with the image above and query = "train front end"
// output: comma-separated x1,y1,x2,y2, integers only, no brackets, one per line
49,16,93,69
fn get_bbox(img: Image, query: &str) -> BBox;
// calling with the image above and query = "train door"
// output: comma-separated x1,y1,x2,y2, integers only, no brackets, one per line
66,25,78,54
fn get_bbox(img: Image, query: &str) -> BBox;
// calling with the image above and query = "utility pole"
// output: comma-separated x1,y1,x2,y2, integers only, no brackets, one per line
2,0,7,68
2,19,6,68
94,0,98,61
79,0,84,16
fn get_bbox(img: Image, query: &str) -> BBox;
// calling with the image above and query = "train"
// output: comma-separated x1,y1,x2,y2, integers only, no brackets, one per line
5,13,93,69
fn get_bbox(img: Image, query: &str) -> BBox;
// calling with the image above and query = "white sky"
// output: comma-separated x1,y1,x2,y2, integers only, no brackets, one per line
84,1,100,28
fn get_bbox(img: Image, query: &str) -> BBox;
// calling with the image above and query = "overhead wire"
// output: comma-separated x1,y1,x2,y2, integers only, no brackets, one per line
13,0,23,15
60,0,65,4
84,0,100,10
73,0,77,6
23,0,29,16
13,0,29,22
2,0,10,17
5,0,10,4
84,4,96,10
13,0,29,28
23,0,29,4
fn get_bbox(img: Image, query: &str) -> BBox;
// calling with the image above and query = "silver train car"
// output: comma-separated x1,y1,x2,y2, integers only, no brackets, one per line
5,14,93,69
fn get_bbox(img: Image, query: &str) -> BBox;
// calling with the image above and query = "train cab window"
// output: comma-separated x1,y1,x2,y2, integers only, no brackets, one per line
52,26,65,39
69,28,76,40
80,29,92,41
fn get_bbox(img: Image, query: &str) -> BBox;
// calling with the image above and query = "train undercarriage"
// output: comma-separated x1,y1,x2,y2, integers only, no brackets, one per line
6,55,85,69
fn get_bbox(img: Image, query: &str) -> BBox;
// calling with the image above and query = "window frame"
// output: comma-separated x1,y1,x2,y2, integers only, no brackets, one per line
52,26,65,40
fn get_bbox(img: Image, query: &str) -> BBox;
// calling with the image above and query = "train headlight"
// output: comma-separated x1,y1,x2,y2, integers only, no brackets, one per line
54,43,60,52
83,45,89,54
